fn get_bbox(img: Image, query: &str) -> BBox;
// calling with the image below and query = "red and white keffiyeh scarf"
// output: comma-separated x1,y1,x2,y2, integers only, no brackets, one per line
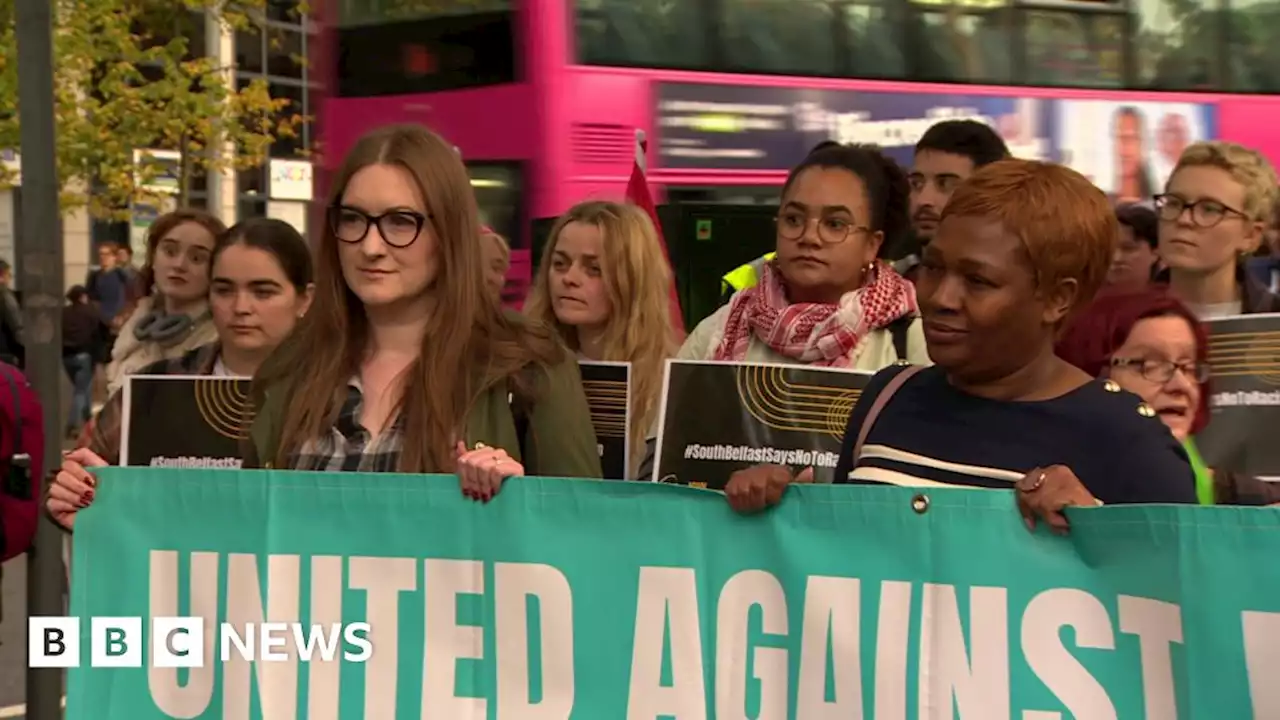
712,260,918,367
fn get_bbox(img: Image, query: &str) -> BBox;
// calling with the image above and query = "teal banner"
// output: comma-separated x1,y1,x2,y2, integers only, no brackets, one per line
68,469,1280,718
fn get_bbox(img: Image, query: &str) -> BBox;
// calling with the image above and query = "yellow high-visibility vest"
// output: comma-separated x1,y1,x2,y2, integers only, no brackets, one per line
721,252,776,295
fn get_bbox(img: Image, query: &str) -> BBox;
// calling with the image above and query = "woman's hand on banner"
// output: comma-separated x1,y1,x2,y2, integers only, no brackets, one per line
46,447,108,530
725,464,795,513
455,441,524,503
1015,464,1101,535
793,467,815,484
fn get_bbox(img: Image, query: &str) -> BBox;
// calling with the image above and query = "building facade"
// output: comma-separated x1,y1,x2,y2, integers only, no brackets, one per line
72,1,318,290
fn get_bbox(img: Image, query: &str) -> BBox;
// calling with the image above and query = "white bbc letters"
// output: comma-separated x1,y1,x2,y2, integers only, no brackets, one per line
153,616,205,668
28,616,80,668
92,617,143,667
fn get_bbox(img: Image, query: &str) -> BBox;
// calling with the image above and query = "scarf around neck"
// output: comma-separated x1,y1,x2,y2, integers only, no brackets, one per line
131,296,210,348
712,259,918,367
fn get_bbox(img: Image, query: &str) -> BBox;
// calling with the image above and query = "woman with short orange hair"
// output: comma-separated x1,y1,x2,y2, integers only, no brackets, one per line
727,159,1197,524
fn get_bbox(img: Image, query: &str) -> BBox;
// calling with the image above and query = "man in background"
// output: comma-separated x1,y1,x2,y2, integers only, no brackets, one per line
87,241,132,331
1247,204,1280,294
1110,204,1161,290
892,120,1010,282
117,243,139,285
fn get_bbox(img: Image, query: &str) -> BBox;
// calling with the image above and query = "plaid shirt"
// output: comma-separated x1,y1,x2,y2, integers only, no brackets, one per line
82,343,220,465
288,377,404,472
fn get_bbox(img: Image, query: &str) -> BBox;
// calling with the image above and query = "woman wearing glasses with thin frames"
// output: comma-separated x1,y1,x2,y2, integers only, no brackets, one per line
246,124,602,497
677,142,929,369
1155,141,1280,318
1059,288,1280,505
635,142,928,484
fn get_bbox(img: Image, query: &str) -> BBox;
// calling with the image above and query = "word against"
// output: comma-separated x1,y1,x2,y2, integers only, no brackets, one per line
28,617,370,668
682,443,840,468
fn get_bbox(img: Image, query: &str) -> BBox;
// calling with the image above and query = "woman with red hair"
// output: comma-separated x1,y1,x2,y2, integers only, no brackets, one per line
1057,288,1279,505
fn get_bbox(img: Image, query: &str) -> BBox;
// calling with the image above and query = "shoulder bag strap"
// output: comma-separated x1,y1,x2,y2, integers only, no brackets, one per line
888,316,912,361
851,365,925,465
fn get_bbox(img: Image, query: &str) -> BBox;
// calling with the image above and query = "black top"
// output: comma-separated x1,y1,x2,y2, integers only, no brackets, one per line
833,365,1198,505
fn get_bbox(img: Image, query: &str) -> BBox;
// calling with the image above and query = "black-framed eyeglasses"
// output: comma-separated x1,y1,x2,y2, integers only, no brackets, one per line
775,211,868,245
328,206,428,248
1153,194,1249,229
1110,357,1210,384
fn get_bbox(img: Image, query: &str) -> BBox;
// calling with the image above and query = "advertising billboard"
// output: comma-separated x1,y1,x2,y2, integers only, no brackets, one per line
1055,100,1212,203
654,82,1217,191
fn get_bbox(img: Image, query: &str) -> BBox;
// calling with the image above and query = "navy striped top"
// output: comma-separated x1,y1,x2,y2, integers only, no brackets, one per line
832,364,1198,504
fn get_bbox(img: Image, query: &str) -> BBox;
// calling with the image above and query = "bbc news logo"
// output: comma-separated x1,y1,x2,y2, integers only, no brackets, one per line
29,617,372,668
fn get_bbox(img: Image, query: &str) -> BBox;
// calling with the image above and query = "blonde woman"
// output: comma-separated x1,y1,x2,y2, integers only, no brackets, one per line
525,201,679,478
1157,141,1280,317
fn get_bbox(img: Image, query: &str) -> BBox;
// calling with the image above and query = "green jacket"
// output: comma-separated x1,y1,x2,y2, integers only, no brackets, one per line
246,357,603,479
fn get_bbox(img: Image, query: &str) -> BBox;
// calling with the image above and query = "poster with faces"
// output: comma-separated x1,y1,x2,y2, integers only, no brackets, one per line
1054,100,1213,203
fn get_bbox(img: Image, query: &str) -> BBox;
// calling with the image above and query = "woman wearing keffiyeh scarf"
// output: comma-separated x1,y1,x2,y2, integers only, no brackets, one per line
633,143,929,481
679,142,929,370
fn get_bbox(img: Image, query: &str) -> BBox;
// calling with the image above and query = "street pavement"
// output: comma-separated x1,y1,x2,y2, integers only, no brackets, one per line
1,553,27,713
0,554,66,719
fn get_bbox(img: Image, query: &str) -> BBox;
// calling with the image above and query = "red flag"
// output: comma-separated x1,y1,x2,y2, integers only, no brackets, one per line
626,130,686,337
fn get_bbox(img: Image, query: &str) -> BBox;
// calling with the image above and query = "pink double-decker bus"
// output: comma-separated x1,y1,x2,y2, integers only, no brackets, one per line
322,0,1280,302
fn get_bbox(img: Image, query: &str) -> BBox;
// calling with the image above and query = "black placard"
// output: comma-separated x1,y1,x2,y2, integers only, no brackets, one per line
122,376,251,469
654,360,871,489
579,361,631,480
1198,314,1280,481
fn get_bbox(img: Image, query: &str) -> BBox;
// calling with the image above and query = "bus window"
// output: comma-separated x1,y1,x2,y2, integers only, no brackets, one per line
1132,0,1217,90
466,162,526,304
336,0,510,26
1025,10,1125,88
574,0,711,68
719,0,839,76
334,4,516,96
840,2,909,79
909,0,1015,84
467,162,523,247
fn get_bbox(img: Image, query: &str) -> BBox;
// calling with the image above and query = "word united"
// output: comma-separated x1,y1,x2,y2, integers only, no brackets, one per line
28,617,371,668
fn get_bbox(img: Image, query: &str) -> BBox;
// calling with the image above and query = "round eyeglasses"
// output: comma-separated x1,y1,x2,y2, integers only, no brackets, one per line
775,211,868,244
1153,194,1247,229
1110,357,1211,385
328,206,428,248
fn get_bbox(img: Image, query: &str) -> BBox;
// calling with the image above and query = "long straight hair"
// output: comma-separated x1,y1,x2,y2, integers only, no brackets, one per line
524,201,678,473
255,124,563,471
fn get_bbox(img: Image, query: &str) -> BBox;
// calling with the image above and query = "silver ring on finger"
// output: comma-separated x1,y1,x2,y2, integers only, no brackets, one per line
1018,470,1048,493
